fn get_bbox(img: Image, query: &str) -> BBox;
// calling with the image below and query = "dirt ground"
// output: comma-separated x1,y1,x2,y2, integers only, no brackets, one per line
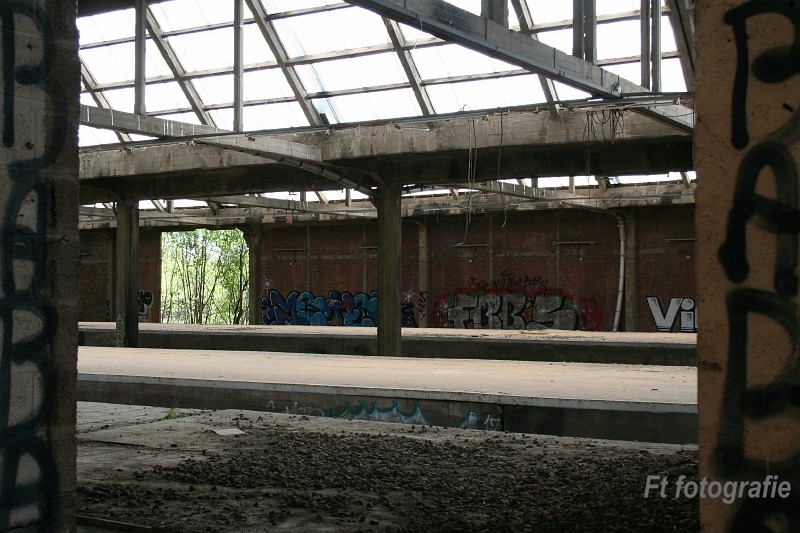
76,402,698,532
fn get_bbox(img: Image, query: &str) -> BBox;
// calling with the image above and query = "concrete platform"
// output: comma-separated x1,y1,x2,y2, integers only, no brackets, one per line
78,346,697,444
79,323,697,365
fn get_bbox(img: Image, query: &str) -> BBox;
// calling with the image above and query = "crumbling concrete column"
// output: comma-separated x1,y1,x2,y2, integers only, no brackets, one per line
0,0,79,530
697,1,800,530
377,180,401,356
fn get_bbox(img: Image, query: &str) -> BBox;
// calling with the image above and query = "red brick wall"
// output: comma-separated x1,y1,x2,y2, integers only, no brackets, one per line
79,204,696,332
78,231,112,321
77,228,161,323
138,229,161,323
634,205,696,332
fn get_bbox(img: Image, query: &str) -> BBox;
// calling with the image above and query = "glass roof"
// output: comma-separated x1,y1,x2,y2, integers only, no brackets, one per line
77,0,694,201
78,0,689,142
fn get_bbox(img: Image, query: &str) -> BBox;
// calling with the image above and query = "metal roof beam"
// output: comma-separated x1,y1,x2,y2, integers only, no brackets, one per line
245,0,325,126
384,18,435,118
347,0,694,133
81,63,133,143
665,0,695,91
145,8,216,126
509,0,559,115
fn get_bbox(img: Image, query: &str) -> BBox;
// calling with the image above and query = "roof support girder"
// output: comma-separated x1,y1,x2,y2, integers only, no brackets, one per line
145,8,216,126
347,0,694,133
245,0,326,126
509,0,560,115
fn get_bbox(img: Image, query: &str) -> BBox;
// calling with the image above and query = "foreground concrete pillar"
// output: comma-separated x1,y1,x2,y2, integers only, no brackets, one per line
0,1,79,530
697,2,800,530
115,199,139,347
377,181,401,356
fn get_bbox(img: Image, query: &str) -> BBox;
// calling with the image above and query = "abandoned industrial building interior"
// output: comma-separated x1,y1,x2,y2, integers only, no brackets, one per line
2,0,797,531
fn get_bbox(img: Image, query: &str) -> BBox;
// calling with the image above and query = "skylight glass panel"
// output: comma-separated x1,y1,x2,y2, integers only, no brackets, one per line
661,58,688,92
150,0,234,33
317,89,421,123
661,16,678,52
274,7,390,58
604,62,642,87
245,102,311,130
156,111,203,125
535,28,573,56
243,24,276,65
596,0,640,17
79,125,120,147
597,20,641,60
552,82,591,102
192,75,234,106
398,22,437,43
145,81,194,113
208,108,234,130
80,43,137,85
295,53,407,93
427,75,546,113
528,0,571,24
77,9,135,44
80,92,97,106
80,41,174,85
411,44,520,80
243,69,295,100
261,0,343,15
167,27,235,73
101,87,135,112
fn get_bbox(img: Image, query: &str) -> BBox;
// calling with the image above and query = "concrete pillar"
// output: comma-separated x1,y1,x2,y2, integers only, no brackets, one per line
115,199,139,347
623,211,638,331
417,221,430,328
245,224,263,325
696,2,800,530
0,1,79,530
377,180,401,356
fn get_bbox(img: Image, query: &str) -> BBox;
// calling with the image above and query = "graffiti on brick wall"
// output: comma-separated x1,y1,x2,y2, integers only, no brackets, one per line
1,2,66,528
646,297,698,333
430,288,601,331
714,2,800,529
466,270,549,291
261,290,418,327
138,290,153,322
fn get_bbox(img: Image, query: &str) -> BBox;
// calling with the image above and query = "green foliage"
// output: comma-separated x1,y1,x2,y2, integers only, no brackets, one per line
160,228,249,324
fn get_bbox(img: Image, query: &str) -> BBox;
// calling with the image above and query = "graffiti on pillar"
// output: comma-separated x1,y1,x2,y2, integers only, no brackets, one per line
715,2,800,530
0,2,66,528
138,290,153,322
646,297,698,333
261,289,418,327
430,288,601,331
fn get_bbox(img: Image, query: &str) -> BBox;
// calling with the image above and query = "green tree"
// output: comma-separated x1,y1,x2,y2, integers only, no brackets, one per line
160,228,249,324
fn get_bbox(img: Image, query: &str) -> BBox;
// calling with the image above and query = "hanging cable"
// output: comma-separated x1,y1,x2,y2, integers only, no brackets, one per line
496,112,508,228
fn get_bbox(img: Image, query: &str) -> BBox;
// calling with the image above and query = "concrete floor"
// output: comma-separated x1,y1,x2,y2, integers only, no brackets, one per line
78,346,697,443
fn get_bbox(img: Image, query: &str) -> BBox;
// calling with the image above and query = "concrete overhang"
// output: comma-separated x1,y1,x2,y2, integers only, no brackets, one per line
80,108,692,204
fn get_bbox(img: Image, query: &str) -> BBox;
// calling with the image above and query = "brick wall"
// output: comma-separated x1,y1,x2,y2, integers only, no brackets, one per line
634,205,696,332
78,228,161,322
79,204,697,332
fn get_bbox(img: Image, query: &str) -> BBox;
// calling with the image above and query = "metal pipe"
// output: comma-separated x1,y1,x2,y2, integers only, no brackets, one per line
613,213,626,332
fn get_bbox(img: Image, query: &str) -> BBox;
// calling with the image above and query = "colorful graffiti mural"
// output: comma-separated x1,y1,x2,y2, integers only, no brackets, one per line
430,288,601,331
261,290,417,327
